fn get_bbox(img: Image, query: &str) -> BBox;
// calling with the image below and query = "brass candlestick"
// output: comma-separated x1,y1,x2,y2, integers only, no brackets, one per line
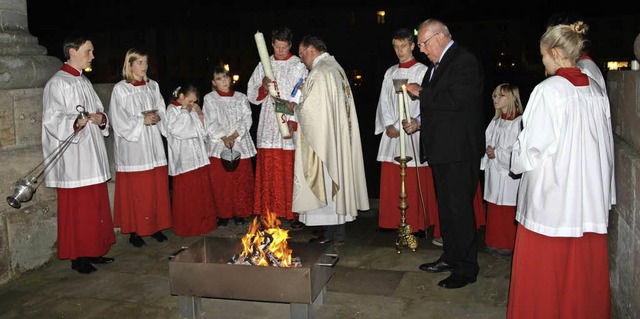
395,156,418,253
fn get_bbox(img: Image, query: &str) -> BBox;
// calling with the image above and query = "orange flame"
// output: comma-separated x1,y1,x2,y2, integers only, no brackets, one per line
239,211,293,267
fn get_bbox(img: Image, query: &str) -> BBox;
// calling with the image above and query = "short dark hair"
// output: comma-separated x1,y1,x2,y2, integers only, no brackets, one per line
299,35,327,53
393,28,415,43
212,65,229,78
272,26,293,44
62,35,91,60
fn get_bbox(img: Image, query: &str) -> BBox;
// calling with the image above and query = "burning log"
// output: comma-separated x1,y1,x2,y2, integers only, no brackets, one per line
227,213,302,267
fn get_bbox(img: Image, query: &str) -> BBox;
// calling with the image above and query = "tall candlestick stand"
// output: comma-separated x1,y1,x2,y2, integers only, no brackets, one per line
395,156,418,253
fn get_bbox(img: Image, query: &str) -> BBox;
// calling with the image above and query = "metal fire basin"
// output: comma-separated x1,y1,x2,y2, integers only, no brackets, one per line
169,237,338,319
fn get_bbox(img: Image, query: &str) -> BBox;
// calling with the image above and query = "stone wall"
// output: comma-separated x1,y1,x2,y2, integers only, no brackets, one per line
608,70,640,319
0,84,114,285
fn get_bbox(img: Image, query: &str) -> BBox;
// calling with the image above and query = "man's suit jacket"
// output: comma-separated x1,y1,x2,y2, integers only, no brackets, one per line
418,42,485,165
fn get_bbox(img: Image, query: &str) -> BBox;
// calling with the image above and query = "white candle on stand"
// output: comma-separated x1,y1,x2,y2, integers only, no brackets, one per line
402,85,411,121
398,92,406,159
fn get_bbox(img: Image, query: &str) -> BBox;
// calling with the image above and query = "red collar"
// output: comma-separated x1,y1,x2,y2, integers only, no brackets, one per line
171,100,181,106
61,63,81,76
217,89,234,96
556,67,589,87
501,112,521,120
274,53,294,61
132,80,146,86
399,58,417,69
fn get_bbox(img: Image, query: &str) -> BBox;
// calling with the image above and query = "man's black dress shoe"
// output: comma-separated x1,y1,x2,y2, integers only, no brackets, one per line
151,231,168,242
309,236,333,244
85,256,115,264
437,273,476,289
129,233,146,248
71,258,97,274
419,260,454,273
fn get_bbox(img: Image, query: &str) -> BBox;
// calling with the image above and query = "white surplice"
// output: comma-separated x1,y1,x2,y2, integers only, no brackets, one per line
109,79,168,172
202,90,257,159
480,115,522,206
374,60,428,166
510,74,615,237
42,69,111,188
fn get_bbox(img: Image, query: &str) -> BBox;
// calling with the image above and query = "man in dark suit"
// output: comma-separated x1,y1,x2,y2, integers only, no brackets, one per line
405,18,485,289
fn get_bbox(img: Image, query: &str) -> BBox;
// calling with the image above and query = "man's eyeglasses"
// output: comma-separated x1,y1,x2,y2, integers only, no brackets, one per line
299,46,309,57
417,32,440,49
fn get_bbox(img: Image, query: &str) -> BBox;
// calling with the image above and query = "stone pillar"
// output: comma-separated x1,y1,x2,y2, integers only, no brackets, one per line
0,0,61,285
0,0,61,90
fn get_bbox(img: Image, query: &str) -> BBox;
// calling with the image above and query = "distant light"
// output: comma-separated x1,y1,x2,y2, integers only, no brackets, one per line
355,75,362,80
223,64,230,72
84,67,92,72
232,74,239,83
607,61,629,70
376,11,385,24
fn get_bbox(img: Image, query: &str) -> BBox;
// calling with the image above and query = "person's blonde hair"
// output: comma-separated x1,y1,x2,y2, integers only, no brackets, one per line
492,83,523,119
121,48,149,83
540,21,588,65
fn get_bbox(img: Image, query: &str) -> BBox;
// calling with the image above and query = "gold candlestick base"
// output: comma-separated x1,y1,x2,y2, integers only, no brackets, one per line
394,156,418,253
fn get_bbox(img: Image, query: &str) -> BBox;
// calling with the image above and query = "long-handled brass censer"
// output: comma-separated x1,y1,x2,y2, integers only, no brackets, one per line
6,105,88,209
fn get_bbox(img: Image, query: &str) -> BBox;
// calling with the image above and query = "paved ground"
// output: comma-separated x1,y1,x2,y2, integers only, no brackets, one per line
0,200,512,319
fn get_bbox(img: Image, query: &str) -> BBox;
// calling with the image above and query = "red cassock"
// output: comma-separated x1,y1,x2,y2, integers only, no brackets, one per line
113,166,172,236
56,183,115,260
209,157,254,219
377,162,438,232
253,149,295,219
507,225,611,319
171,166,217,236
484,202,516,250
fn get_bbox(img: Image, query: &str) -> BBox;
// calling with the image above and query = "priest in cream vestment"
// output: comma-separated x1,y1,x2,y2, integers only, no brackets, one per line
292,35,369,243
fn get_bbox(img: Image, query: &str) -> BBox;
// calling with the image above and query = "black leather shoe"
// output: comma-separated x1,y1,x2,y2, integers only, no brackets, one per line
71,258,97,274
437,273,476,289
217,218,229,227
419,260,454,273
309,236,333,244
151,231,168,242
129,233,146,248
85,256,114,264
234,217,245,226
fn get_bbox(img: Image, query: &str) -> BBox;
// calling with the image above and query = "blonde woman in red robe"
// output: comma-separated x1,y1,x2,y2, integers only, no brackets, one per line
480,83,523,256
109,48,172,248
